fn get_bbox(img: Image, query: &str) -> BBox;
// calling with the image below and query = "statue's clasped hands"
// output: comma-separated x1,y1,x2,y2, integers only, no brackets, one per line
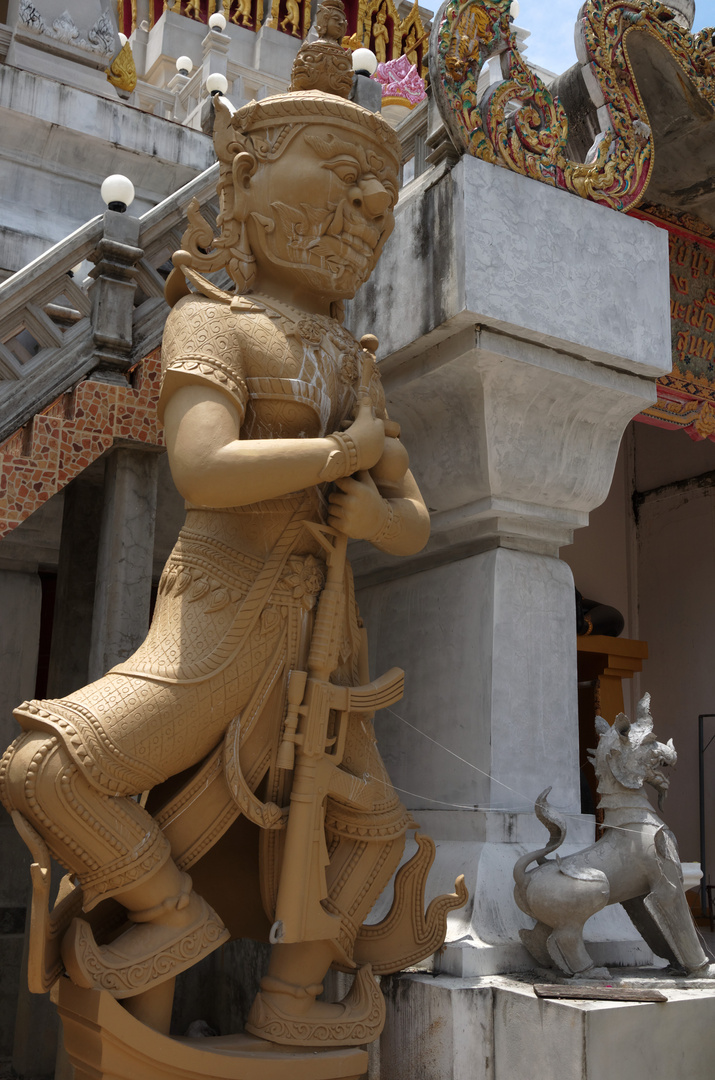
328,471,387,541
324,396,409,542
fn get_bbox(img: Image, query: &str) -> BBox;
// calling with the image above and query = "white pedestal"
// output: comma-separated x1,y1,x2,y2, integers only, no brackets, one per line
372,973,715,1080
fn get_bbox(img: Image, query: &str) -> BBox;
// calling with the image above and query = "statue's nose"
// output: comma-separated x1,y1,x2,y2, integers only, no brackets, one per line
352,179,391,218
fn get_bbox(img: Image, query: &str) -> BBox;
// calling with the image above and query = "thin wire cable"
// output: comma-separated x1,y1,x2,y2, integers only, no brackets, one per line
385,707,523,797
363,771,662,839
379,707,669,838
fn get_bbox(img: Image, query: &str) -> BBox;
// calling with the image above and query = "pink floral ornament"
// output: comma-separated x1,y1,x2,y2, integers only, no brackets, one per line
373,55,426,105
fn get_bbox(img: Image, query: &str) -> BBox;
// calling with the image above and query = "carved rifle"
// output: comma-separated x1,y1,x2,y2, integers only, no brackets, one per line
270,356,405,948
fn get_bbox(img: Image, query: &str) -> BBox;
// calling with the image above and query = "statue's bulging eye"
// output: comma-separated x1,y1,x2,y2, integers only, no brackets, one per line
323,158,361,185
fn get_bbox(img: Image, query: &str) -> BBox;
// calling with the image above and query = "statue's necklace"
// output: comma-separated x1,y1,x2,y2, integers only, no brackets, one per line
246,292,364,388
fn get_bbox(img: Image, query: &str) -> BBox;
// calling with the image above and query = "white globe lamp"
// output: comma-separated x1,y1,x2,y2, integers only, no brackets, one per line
100,174,135,213
351,48,378,77
206,72,229,96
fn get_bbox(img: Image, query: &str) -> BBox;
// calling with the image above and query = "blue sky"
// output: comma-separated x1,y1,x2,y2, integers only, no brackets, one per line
519,1,715,75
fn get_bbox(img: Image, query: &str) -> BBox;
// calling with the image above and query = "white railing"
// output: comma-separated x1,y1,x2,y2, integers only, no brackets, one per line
0,162,220,443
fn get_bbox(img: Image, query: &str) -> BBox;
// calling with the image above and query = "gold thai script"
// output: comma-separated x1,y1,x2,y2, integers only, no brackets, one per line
668,233,715,378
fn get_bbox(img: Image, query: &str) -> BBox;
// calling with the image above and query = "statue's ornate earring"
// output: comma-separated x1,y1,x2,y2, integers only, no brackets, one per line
231,219,257,293
229,150,258,293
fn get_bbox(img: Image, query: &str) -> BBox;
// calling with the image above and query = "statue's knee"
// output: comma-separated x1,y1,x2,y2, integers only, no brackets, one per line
0,732,62,814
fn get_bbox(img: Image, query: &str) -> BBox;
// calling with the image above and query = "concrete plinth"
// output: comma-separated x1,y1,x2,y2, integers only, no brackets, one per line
253,25,301,80
374,972,715,1080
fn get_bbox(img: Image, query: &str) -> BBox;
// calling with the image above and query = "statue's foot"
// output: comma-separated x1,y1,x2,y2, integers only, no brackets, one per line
686,961,715,978
61,890,229,999
573,964,611,981
245,963,385,1047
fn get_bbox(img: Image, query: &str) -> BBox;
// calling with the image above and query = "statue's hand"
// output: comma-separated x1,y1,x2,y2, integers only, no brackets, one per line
370,435,409,490
342,397,385,473
328,471,390,540
320,397,385,482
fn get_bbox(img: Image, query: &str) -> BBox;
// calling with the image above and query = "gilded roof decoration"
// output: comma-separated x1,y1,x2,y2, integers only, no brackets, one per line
430,0,715,212
343,0,429,75
106,40,138,93
635,214,715,442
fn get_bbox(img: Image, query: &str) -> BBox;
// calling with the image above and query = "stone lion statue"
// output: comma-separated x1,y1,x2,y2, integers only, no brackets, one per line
514,694,713,979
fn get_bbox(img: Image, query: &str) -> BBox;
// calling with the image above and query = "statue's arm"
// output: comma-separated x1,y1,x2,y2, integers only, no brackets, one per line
163,384,385,508
327,467,430,556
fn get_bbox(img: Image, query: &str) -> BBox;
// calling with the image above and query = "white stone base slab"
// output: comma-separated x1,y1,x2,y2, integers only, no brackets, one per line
373,972,715,1080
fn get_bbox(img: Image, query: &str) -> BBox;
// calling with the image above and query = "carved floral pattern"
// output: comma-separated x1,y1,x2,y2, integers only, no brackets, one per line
19,3,116,55
282,554,325,609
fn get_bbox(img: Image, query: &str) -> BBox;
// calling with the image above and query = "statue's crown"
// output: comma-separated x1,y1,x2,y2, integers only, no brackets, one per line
212,0,400,168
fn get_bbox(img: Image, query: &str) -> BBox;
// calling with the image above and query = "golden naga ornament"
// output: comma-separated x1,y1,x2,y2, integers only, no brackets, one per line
1,2,466,1074
430,0,715,211
105,40,137,93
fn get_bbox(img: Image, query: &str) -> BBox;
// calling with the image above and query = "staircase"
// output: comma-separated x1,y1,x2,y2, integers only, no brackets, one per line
0,162,221,536
0,161,220,443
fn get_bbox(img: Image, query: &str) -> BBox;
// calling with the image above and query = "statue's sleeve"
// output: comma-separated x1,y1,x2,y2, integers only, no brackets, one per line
157,295,249,425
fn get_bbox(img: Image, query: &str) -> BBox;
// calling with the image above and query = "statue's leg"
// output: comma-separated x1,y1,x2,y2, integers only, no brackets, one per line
247,775,409,1046
519,921,554,967
1,732,228,998
642,885,711,974
546,921,609,978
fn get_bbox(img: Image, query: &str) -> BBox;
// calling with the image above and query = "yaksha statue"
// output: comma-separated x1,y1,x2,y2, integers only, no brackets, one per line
0,0,465,1051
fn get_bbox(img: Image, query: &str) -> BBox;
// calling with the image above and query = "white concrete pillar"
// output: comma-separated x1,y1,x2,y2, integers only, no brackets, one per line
348,154,672,977
88,446,160,681
46,467,103,698
0,570,62,1075
201,25,230,86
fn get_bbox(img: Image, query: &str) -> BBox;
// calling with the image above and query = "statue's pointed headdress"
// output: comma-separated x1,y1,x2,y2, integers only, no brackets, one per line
168,0,399,306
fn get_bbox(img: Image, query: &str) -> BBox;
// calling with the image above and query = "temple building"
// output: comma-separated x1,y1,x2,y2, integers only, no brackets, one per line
1,0,715,1077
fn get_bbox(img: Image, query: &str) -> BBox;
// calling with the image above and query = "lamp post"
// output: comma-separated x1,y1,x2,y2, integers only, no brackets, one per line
90,175,142,379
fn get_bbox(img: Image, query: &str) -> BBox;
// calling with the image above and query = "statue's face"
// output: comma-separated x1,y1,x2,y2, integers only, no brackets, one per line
318,9,346,37
241,125,397,301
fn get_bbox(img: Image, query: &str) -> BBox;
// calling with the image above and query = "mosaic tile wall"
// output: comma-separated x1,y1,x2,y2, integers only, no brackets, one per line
0,349,163,539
